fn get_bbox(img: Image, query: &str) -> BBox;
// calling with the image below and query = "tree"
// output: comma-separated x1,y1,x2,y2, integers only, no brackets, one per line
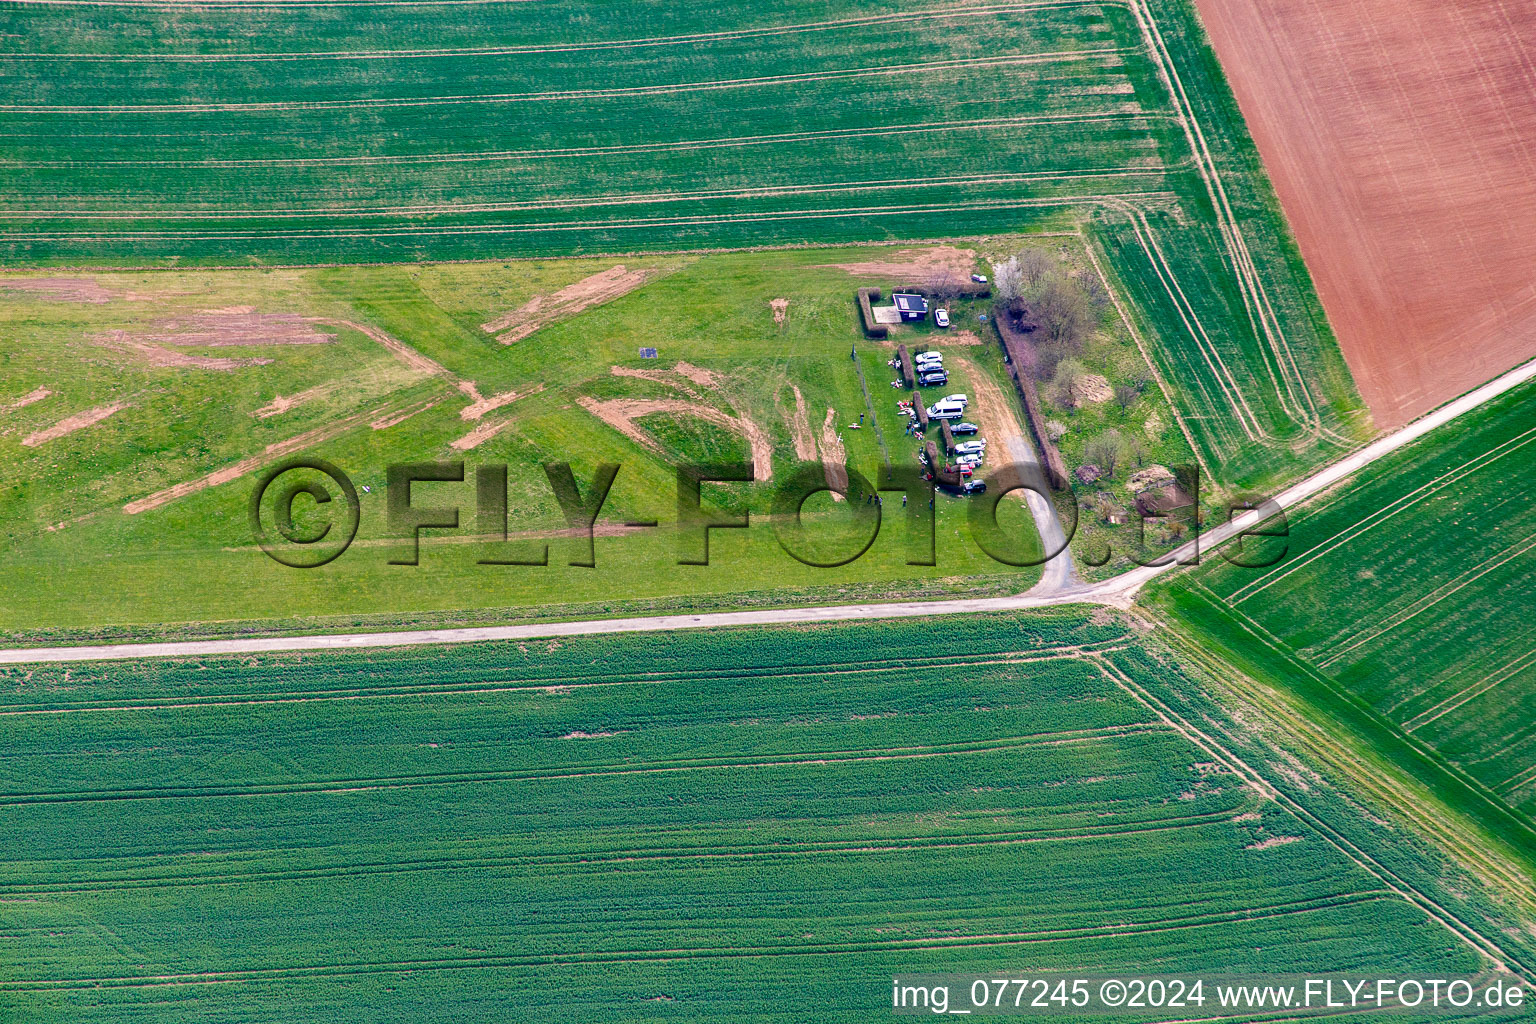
1114,382,1139,411
1085,429,1124,479
1037,276,1090,350
994,256,1024,307
1017,249,1054,291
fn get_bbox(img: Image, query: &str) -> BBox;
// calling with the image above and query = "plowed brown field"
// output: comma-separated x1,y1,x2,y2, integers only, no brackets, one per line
1194,0,1536,428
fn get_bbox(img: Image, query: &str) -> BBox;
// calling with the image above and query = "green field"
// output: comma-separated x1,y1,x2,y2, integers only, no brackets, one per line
1150,377,1536,876
0,0,1369,488
1,244,1061,639
1,611,1525,1021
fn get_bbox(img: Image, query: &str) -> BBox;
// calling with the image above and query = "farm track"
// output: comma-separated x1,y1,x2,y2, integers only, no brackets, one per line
0,725,1169,806
0,892,1391,992
0,809,1240,897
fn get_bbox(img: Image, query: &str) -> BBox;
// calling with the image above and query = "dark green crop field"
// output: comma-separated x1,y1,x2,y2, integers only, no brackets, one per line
1151,378,1536,872
0,611,1524,1021
0,0,1369,485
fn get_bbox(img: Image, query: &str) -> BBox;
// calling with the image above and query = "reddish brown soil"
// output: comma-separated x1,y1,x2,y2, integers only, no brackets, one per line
1194,0,1536,428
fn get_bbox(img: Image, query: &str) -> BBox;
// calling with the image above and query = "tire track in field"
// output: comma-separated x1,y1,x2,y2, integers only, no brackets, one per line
0,112,1164,169
0,192,1180,242
1314,528,1536,672
0,892,1391,991
0,644,1132,715
0,725,1169,806
1399,645,1536,735
0,167,1177,220
1088,650,1535,978
0,49,1128,114
2,2,1116,61
2,810,1239,897
1225,422,1536,606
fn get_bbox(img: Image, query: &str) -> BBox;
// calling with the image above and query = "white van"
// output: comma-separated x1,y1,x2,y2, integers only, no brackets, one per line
927,398,966,420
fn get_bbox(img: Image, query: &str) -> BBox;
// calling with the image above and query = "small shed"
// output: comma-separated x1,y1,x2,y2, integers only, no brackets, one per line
892,293,929,322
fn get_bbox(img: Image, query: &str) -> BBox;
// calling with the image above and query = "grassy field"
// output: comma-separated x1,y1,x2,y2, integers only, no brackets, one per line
1,243,1057,639
1148,377,1536,875
0,0,1370,490
0,610,1523,1021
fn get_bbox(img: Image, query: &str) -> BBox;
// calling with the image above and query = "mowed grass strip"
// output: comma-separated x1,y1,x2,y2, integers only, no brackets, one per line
0,614,1483,1020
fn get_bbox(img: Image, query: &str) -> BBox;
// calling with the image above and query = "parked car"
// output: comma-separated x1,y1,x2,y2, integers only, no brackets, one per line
913,351,943,367
971,274,988,284
918,371,948,386
953,440,987,456
940,393,969,408
961,479,987,495
933,308,950,328
950,422,979,435
927,399,965,420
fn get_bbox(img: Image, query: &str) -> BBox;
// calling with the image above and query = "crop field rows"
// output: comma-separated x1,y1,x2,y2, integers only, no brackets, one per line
0,0,1368,485
0,613,1505,1020
1157,378,1536,866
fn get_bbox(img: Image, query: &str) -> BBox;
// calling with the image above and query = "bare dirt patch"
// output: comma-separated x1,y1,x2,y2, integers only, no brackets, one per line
0,277,115,304
22,402,128,447
819,408,849,497
673,361,720,388
253,386,330,419
482,265,654,345
1125,465,1175,493
450,388,543,450
96,331,272,371
785,385,817,461
770,298,789,324
2,387,52,414
1075,373,1113,404
1246,836,1303,851
1194,0,1536,427
945,329,984,346
458,380,543,421
578,396,773,480
818,245,977,287
150,311,335,347
371,399,440,431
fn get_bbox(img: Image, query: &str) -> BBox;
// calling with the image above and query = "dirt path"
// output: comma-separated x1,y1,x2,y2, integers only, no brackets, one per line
21,402,128,447
950,354,1076,591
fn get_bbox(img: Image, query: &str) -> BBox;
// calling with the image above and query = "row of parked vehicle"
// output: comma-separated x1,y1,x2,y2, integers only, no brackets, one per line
914,349,947,386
